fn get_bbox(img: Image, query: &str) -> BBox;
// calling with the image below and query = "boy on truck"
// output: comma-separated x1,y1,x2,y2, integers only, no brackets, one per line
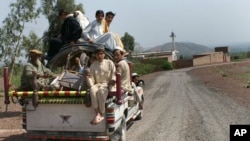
112,46,132,93
86,45,116,125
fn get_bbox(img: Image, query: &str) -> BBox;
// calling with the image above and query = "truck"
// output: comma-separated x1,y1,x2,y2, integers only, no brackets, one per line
3,43,144,141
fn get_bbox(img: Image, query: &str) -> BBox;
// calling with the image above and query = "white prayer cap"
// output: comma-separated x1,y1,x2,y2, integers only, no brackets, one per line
114,46,124,52
132,73,139,77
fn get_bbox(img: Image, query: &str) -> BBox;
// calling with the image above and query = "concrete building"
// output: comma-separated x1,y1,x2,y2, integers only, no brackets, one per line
132,46,230,69
131,51,173,62
174,46,230,69
193,46,230,66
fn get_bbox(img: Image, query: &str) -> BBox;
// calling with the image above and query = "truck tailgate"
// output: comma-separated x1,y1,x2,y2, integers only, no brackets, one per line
26,102,106,132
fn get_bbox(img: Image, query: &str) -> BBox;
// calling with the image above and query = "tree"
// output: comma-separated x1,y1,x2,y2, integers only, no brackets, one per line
121,32,135,52
41,0,84,52
22,31,44,58
0,0,41,80
179,55,184,60
247,51,250,58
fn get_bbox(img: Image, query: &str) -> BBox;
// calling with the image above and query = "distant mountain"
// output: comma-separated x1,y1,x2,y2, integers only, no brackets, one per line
145,42,212,58
227,42,250,53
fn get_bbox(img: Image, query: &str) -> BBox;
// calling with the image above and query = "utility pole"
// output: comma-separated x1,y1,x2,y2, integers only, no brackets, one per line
169,31,178,61
169,31,176,51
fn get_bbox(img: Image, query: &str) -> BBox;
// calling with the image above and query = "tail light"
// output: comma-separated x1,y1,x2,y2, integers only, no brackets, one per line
107,117,115,124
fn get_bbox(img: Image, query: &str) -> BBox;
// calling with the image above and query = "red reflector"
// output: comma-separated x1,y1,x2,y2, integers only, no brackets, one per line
107,117,115,124
22,117,26,123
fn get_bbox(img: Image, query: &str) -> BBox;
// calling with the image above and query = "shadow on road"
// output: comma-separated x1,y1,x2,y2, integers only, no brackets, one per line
0,111,21,118
0,133,30,141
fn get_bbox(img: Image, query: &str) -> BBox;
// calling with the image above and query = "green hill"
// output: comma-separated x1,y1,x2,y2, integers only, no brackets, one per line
145,42,212,58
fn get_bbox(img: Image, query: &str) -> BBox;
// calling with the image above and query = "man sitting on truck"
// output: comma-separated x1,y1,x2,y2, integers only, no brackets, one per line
86,45,116,125
112,46,132,93
46,9,82,61
132,73,144,109
82,10,123,51
20,49,56,106
103,11,124,49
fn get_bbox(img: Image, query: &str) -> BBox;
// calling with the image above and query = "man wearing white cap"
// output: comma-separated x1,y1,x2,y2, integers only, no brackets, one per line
113,46,132,93
131,72,144,109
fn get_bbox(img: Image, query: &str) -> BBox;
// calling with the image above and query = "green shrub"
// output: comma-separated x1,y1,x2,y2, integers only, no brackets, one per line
1,64,24,88
131,58,172,76
162,61,172,70
132,63,155,76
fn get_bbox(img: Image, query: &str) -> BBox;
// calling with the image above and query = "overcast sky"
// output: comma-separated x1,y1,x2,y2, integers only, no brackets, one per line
1,0,250,49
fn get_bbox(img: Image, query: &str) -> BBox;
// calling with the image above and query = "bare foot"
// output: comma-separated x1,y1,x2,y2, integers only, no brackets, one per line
98,116,104,123
90,115,100,125
90,115,104,125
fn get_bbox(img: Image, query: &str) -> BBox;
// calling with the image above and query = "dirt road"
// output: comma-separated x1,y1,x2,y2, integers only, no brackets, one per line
127,68,250,141
1,65,250,141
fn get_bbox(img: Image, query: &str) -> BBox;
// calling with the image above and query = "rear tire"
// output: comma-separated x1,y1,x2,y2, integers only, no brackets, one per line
135,110,143,120
118,115,126,141
110,115,126,141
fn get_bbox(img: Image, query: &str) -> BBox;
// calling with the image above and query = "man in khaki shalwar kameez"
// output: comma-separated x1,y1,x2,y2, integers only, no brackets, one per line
86,45,116,125
112,46,132,93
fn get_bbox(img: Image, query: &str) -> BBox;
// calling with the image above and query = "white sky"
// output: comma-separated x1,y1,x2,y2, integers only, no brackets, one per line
1,0,250,49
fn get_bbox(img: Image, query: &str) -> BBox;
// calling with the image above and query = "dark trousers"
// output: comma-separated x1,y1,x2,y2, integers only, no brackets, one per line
47,38,64,60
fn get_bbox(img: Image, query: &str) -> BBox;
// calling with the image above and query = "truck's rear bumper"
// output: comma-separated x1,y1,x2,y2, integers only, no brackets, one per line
26,131,109,141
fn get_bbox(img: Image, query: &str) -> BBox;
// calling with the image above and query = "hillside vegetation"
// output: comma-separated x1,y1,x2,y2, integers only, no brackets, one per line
145,42,212,58
144,42,250,59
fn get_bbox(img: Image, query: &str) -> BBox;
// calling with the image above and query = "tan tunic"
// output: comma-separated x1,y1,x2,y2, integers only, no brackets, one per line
118,60,132,92
88,59,116,113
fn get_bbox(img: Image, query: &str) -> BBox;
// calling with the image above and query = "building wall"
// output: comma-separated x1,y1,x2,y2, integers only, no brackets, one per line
210,52,224,63
132,52,173,62
215,46,229,53
193,55,211,66
193,51,230,66
224,53,231,62
172,59,193,69
142,55,172,62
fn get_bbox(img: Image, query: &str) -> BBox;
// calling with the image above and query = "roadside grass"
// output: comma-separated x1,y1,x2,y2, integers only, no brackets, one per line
235,66,250,88
246,75,250,88
1,64,23,91
215,64,250,88
242,67,250,88
215,67,228,77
